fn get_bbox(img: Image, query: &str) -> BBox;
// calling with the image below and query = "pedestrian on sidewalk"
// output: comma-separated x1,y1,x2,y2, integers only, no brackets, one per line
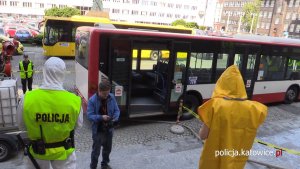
19,54,34,94
197,65,268,169
17,57,83,169
87,78,120,169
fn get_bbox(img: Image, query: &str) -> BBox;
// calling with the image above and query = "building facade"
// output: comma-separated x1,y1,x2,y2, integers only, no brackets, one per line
0,0,218,27
0,0,92,19
220,0,300,38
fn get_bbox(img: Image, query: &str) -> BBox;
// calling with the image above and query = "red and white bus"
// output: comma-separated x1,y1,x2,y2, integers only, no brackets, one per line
75,26,300,119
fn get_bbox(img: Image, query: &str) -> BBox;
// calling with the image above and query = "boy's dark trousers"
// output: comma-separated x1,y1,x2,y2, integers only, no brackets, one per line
21,77,33,94
90,131,113,169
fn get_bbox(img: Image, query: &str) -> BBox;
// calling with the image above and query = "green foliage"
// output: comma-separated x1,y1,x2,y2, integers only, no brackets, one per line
171,19,186,27
28,33,43,45
45,7,80,17
242,0,262,32
185,22,199,28
198,26,206,30
171,19,199,29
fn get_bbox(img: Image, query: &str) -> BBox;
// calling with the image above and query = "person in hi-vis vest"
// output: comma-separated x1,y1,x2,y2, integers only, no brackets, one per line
19,54,34,94
17,57,83,169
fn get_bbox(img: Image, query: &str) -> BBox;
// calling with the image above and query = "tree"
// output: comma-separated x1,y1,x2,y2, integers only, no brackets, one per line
242,0,262,32
92,0,103,11
45,7,81,17
171,19,186,27
185,22,199,28
171,19,199,29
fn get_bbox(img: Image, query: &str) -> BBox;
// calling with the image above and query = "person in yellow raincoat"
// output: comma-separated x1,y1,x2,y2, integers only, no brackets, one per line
198,65,268,169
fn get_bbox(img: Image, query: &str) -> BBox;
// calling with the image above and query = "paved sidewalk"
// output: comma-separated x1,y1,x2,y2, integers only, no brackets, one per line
2,128,300,169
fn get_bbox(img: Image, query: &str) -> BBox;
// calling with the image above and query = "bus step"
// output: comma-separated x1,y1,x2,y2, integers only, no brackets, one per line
129,111,164,118
130,104,162,113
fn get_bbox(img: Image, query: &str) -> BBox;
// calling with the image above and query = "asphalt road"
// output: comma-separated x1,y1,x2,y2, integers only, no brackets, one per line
1,46,299,169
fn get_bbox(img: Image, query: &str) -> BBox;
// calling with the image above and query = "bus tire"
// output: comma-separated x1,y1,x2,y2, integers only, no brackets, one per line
0,141,11,162
181,95,200,120
284,86,299,104
150,51,160,61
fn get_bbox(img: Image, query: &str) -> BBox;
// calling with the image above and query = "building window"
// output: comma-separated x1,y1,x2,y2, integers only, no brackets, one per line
159,13,164,17
289,24,295,32
166,13,172,18
270,0,275,7
289,0,294,7
10,1,17,6
40,3,44,8
23,2,32,7
132,0,139,4
295,25,300,33
122,9,129,14
263,11,267,18
296,0,300,7
112,9,120,13
142,0,148,5
132,10,138,15
191,6,197,10
176,4,181,8
274,18,280,24
292,13,297,20
149,12,156,16
0,0,7,6
123,0,130,3
167,3,173,8
285,12,291,19
184,5,189,9
284,24,289,31
261,22,265,29
141,11,147,16
59,5,66,8
266,22,270,29
175,14,180,18
52,4,56,8
268,12,272,18
276,6,282,13
150,1,157,6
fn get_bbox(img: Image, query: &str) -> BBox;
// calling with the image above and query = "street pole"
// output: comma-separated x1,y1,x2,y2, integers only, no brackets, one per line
237,14,242,33
255,13,260,35
226,13,230,32
250,13,255,34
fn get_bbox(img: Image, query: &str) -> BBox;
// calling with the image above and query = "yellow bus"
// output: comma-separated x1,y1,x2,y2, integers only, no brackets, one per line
43,15,193,58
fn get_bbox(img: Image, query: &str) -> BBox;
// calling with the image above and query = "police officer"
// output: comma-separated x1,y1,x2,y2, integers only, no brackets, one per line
17,57,83,169
19,54,34,94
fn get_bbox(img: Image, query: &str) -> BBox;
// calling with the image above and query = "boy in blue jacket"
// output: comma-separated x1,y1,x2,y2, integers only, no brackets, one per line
87,79,120,169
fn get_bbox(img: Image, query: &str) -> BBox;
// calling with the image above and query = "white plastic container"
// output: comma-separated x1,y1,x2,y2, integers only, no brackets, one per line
0,79,18,129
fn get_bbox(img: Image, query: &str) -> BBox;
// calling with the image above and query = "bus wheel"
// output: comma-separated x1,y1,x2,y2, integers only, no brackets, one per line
0,141,11,162
181,95,200,120
285,86,298,104
150,51,160,61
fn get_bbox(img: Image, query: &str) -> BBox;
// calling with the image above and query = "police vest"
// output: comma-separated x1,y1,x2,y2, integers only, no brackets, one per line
19,60,33,79
23,89,81,160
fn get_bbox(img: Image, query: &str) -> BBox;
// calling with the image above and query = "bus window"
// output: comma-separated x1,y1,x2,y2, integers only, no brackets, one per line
189,52,213,83
234,54,243,70
259,55,286,81
215,54,229,81
287,58,300,80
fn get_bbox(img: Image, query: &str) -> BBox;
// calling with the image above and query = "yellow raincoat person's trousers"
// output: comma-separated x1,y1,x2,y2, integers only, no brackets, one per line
198,65,268,169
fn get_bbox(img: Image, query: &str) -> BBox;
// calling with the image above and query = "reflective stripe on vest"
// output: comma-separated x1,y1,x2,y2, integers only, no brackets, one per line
19,60,33,79
23,89,81,160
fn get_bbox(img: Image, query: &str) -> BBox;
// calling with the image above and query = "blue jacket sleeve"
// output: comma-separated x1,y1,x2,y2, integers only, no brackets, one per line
111,96,120,121
87,95,102,122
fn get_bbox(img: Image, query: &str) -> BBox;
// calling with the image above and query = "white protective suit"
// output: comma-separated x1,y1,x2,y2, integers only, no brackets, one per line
17,57,83,169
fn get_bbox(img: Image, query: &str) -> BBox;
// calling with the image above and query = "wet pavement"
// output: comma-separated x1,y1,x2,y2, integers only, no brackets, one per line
1,46,300,169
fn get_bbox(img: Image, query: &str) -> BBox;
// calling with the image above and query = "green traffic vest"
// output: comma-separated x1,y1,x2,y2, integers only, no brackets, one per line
23,89,81,160
19,60,33,79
